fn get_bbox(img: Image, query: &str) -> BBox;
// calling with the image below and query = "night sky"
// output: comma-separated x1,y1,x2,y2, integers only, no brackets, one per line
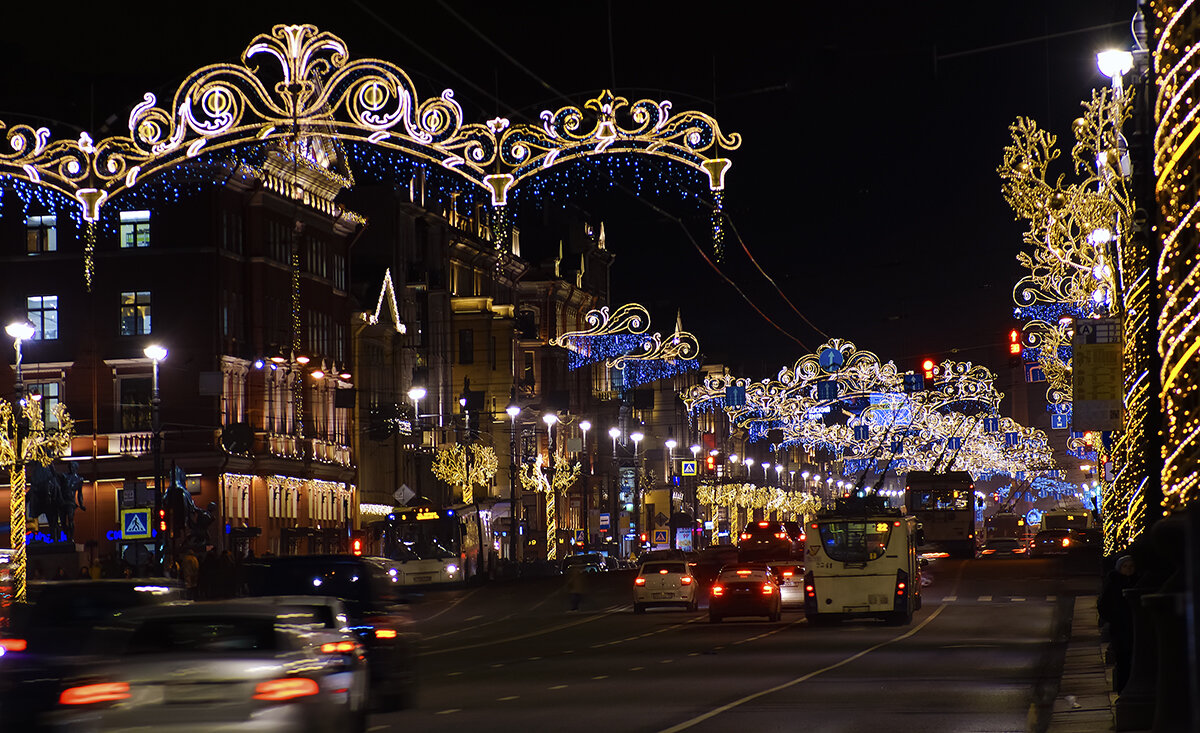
3,1,1136,379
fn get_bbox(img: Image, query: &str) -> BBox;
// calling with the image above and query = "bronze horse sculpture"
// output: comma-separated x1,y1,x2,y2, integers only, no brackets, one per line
25,461,85,543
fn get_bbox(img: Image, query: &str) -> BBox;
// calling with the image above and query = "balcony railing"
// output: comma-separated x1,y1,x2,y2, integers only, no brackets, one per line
110,431,153,456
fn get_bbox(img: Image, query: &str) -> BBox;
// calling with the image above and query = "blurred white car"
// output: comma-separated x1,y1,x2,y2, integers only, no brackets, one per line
633,561,697,613
44,600,364,732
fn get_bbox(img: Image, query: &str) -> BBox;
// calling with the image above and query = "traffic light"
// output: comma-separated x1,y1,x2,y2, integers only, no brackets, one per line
922,359,936,380
159,509,167,533
705,454,716,472
352,537,363,556
1008,328,1023,368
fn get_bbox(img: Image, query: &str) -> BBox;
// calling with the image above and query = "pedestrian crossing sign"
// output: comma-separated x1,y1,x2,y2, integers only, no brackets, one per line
681,460,697,476
121,508,152,540
653,529,668,545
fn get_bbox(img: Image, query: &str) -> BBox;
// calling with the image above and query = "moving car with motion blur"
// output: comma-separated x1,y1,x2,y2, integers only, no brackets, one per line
43,601,363,732
737,521,802,562
241,555,417,710
978,537,1029,557
709,564,782,622
561,553,605,574
0,578,183,728
633,561,697,613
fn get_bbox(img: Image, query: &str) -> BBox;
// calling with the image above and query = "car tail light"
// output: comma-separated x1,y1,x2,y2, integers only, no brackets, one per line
762,583,775,594
804,570,816,599
321,641,358,653
1062,538,1071,547
758,521,769,527
59,682,131,705
896,582,906,594
253,677,320,701
739,533,752,541
981,549,994,555
712,585,724,597
0,638,27,652
781,570,794,578
634,577,646,586
1015,547,1027,553
798,533,806,543
680,576,693,585
375,628,398,639
775,532,788,539
736,569,752,576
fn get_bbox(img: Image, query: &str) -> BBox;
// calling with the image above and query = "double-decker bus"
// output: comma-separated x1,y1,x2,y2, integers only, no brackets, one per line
803,495,924,625
380,507,466,586
904,470,976,558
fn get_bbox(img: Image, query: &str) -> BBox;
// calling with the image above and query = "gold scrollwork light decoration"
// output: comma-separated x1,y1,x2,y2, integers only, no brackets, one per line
550,302,651,347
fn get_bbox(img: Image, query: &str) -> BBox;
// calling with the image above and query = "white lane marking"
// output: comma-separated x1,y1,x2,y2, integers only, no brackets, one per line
421,588,482,623
435,709,461,715
944,595,958,602
549,684,568,690
419,607,621,656
447,671,462,677
527,656,542,661
1047,595,1057,602
490,663,504,668
465,615,484,621
688,652,700,657
660,659,674,664
978,595,993,602
657,604,947,733
368,727,389,732
1012,597,1026,602
630,666,645,671
593,675,608,680
563,650,575,654
497,695,519,701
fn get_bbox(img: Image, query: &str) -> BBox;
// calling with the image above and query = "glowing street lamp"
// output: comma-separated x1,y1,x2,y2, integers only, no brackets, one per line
505,403,520,562
407,385,426,425
144,344,167,569
608,426,621,454
761,461,770,481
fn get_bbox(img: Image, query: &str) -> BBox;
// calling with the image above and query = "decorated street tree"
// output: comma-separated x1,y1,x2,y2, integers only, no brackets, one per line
519,454,581,560
431,444,498,505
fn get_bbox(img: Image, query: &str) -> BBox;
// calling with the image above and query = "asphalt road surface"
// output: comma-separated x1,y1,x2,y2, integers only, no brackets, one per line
369,552,1101,733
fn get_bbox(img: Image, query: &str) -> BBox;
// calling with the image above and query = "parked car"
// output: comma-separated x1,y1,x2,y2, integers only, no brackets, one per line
43,601,363,732
241,555,417,710
709,564,782,622
0,579,184,728
633,561,697,613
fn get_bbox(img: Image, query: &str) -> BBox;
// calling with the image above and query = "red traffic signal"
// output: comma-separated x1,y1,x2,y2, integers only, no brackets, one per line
1008,329,1021,355
705,454,716,471
351,537,363,556
922,359,935,379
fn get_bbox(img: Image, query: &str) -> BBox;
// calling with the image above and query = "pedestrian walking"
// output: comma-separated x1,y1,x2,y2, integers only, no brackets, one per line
565,564,588,611
180,549,199,600
1098,555,1139,692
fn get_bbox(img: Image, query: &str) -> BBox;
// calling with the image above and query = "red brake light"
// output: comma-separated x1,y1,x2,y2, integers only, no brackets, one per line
374,628,397,639
60,682,131,705
680,576,693,585
799,533,806,543
762,584,774,594
321,641,357,654
782,570,794,578
634,577,646,586
775,532,787,539
0,638,27,652
758,521,769,527
659,569,669,574
1062,538,1071,547
897,582,906,591
739,533,752,541
736,569,752,576
253,677,320,701
712,585,724,596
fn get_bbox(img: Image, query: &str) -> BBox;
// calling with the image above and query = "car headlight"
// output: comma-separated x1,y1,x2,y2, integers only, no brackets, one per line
446,564,458,574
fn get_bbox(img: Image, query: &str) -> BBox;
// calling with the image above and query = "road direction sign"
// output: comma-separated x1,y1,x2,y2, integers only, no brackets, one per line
121,508,152,540
599,512,610,530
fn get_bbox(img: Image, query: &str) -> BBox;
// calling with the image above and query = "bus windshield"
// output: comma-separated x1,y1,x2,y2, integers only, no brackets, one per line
818,521,894,563
385,512,463,562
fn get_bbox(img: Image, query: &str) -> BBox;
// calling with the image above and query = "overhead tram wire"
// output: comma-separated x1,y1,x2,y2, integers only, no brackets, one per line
430,5,813,352
724,214,831,342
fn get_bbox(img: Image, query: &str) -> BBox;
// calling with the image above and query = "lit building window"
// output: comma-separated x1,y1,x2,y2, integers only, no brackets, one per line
26,295,58,340
28,381,61,427
120,291,152,336
25,215,57,254
119,210,151,248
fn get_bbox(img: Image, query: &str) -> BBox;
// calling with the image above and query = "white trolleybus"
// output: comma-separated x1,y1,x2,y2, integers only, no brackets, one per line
803,495,924,625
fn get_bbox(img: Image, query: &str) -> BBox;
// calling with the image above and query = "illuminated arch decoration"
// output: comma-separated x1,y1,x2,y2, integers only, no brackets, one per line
360,268,407,333
0,24,740,288
551,303,651,369
696,482,821,517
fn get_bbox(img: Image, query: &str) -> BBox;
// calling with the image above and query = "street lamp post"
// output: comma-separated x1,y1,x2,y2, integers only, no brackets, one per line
407,385,426,504
608,427,621,549
665,439,677,548
4,321,34,602
579,420,591,548
543,413,558,556
506,403,521,564
144,344,167,571
630,430,644,551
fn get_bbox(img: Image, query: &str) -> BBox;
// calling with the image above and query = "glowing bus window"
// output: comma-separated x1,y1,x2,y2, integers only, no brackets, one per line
818,521,893,563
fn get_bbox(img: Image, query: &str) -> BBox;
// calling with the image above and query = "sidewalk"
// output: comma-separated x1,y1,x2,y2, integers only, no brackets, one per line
1047,594,1117,732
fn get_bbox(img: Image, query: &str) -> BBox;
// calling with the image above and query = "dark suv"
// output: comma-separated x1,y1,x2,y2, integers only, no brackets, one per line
737,521,801,562
241,554,417,710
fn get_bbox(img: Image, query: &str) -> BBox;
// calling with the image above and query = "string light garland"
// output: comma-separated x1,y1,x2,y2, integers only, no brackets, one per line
518,453,580,561
431,444,497,505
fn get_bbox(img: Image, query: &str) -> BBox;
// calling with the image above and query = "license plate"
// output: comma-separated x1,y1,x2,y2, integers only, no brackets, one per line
652,592,672,599
165,684,226,703
412,574,433,583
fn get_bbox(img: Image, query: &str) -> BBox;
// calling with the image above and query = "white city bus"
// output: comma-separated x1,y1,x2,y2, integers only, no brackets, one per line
803,497,924,625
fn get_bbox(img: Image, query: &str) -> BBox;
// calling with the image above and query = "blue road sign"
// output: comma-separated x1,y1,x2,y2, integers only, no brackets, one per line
121,508,152,540
652,529,668,545
902,373,925,392
853,425,870,441
681,460,697,476
599,512,610,530
575,529,585,542
983,417,1000,433
819,347,845,373
948,437,962,450
1005,431,1019,447
1051,413,1069,429
725,385,746,406
816,380,839,401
